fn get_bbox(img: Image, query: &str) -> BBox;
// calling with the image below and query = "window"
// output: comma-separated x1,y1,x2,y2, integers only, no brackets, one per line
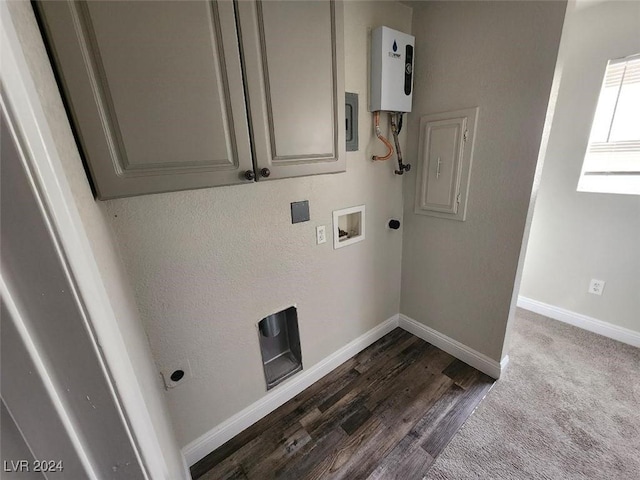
578,53,640,195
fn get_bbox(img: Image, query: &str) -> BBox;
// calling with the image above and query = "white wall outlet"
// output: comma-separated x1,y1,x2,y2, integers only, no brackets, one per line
588,279,605,296
316,225,327,244
160,359,192,390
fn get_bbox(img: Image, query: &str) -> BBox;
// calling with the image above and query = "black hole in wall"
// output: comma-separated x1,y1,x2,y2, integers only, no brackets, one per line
170,370,185,382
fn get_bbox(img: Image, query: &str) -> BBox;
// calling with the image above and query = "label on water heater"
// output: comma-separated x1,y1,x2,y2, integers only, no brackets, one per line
389,40,401,58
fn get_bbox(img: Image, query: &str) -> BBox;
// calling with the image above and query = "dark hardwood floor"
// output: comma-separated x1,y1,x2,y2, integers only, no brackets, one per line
191,328,494,480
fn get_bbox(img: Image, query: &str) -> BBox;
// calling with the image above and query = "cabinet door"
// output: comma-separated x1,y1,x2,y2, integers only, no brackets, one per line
237,0,346,181
37,1,254,199
414,108,478,222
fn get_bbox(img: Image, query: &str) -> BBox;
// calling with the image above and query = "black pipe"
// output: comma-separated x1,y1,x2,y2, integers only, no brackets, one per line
390,113,411,175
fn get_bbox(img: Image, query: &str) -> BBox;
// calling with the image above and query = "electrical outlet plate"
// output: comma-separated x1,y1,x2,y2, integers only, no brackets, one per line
160,359,192,390
588,279,605,295
291,200,310,224
316,225,326,244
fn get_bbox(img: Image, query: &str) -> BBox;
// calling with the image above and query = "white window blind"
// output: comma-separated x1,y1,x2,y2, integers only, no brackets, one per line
578,54,640,194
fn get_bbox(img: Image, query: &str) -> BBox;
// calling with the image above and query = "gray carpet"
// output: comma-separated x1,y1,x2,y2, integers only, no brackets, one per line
426,308,640,480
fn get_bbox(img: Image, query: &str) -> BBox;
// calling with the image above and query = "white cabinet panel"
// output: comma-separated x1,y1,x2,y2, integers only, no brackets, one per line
415,108,478,221
37,1,253,198
237,0,346,181
84,1,232,168
423,119,463,213
38,0,345,197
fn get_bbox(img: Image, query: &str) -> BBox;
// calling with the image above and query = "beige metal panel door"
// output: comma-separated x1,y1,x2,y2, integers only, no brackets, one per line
237,0,346,181
419,118,465,215
37,0,254,199
414,108,478,222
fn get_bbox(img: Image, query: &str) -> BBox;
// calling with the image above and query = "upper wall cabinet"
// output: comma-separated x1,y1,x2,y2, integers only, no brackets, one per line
236,0,345,181
36,0,345,199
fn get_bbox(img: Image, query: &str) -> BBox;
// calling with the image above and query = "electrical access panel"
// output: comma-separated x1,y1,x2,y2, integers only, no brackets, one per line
370,26,415,113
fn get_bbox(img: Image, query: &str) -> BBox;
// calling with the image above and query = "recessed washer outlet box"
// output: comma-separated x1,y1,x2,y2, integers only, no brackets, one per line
333,205,365,249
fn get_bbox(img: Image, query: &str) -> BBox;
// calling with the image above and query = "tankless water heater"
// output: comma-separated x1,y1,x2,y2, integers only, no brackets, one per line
370,26,415,113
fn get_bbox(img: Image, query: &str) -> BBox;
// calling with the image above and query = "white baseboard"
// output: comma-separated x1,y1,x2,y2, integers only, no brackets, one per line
183,312,512,466
181,452,191,480
517,296,640,348
398,314,507,380
182,314,400,466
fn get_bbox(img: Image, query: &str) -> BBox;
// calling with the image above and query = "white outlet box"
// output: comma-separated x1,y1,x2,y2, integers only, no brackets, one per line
588,279,605,296
333,205,366,249
316,225,327,244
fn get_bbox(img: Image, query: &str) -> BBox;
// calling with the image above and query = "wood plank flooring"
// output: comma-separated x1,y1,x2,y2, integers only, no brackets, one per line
191,328,494,480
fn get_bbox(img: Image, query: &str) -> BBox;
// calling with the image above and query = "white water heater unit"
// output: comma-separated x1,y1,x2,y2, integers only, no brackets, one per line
370,26,415,113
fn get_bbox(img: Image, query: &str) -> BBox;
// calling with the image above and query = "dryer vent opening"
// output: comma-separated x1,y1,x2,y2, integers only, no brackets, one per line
257,307,302,390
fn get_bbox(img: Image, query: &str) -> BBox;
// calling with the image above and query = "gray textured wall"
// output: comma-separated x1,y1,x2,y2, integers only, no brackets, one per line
520,0,640,333
102,1,411,447
401,0,567,361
